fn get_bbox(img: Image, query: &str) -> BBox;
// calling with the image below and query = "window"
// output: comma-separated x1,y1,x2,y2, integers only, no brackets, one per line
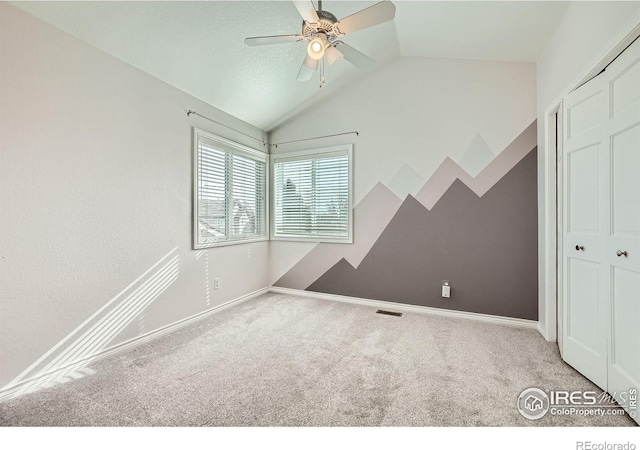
193,128,267,249
272,145,352,242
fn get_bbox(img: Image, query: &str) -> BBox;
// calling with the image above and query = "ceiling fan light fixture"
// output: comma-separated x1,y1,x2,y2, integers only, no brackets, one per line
325,45,343,66
307,37,325,60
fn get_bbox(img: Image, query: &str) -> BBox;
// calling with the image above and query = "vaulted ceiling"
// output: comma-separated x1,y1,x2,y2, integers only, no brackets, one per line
14,1,570,130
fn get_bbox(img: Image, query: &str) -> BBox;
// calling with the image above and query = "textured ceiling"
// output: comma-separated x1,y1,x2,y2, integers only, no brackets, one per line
13,1,569,130
396,1,570,61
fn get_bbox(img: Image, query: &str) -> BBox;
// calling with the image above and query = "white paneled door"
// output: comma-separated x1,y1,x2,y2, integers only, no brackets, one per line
562,72,609,391
605,37,640,417
562,36,640,424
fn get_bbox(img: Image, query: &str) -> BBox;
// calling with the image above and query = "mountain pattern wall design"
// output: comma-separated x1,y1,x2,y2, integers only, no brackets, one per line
275,121,538,320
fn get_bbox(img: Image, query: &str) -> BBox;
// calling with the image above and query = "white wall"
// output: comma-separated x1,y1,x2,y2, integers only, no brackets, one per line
536,1,640,340
0,3,269,389
269,56,537,284
537,2,640,113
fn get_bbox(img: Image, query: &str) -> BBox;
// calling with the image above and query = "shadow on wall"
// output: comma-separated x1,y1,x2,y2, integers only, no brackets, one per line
0,248,181,401
195,250,211,308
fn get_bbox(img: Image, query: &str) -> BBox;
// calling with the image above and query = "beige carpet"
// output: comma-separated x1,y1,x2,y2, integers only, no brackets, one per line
0,292,635,426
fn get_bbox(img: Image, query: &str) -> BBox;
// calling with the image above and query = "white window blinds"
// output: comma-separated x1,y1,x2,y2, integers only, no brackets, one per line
194,129,267,249
272,145,352,242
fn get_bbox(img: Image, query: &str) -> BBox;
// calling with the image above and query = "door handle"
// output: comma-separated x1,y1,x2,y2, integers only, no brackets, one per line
616,250,628,257
575,245,585,251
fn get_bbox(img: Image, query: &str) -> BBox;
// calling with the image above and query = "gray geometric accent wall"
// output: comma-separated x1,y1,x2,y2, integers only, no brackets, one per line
308,148,538,320
276,122,538,320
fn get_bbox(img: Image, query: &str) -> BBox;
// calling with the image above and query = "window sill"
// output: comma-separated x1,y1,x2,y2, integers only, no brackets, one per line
194,236,269,250
270,235,353,244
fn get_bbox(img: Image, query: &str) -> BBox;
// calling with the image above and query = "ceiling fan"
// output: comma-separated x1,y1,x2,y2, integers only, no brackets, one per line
244,0,396,86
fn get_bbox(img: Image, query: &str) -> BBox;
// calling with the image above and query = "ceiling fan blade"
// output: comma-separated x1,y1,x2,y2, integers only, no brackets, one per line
334,1,396,35
297,53,319,81
325,46,344,66
245,34,304,46
292,0,319,24
334,42,375,71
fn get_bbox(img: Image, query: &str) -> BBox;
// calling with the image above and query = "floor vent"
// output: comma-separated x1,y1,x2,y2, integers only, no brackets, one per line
376,309,403,317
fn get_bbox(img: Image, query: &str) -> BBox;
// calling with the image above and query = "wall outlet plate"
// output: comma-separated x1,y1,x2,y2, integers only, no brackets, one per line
442,280,451,298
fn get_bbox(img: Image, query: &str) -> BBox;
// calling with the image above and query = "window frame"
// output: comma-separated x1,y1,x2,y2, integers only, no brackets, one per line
193,127,269,250
270,144,353,244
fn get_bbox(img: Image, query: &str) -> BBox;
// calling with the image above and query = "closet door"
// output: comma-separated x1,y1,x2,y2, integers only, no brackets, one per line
605,37,640,418
562,73,609,391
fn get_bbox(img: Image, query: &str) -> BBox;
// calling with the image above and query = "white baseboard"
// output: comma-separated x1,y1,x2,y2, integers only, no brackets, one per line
536,322,557,343
0,287,270,402
537,323,548,341
269,287,539,330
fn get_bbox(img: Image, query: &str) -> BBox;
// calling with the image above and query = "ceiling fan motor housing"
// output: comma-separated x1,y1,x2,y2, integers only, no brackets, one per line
302,10,340,40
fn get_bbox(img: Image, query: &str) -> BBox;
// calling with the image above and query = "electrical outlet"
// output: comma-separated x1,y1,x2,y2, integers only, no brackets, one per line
442,280,451,299
214,278,220,290
247,247,251,258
